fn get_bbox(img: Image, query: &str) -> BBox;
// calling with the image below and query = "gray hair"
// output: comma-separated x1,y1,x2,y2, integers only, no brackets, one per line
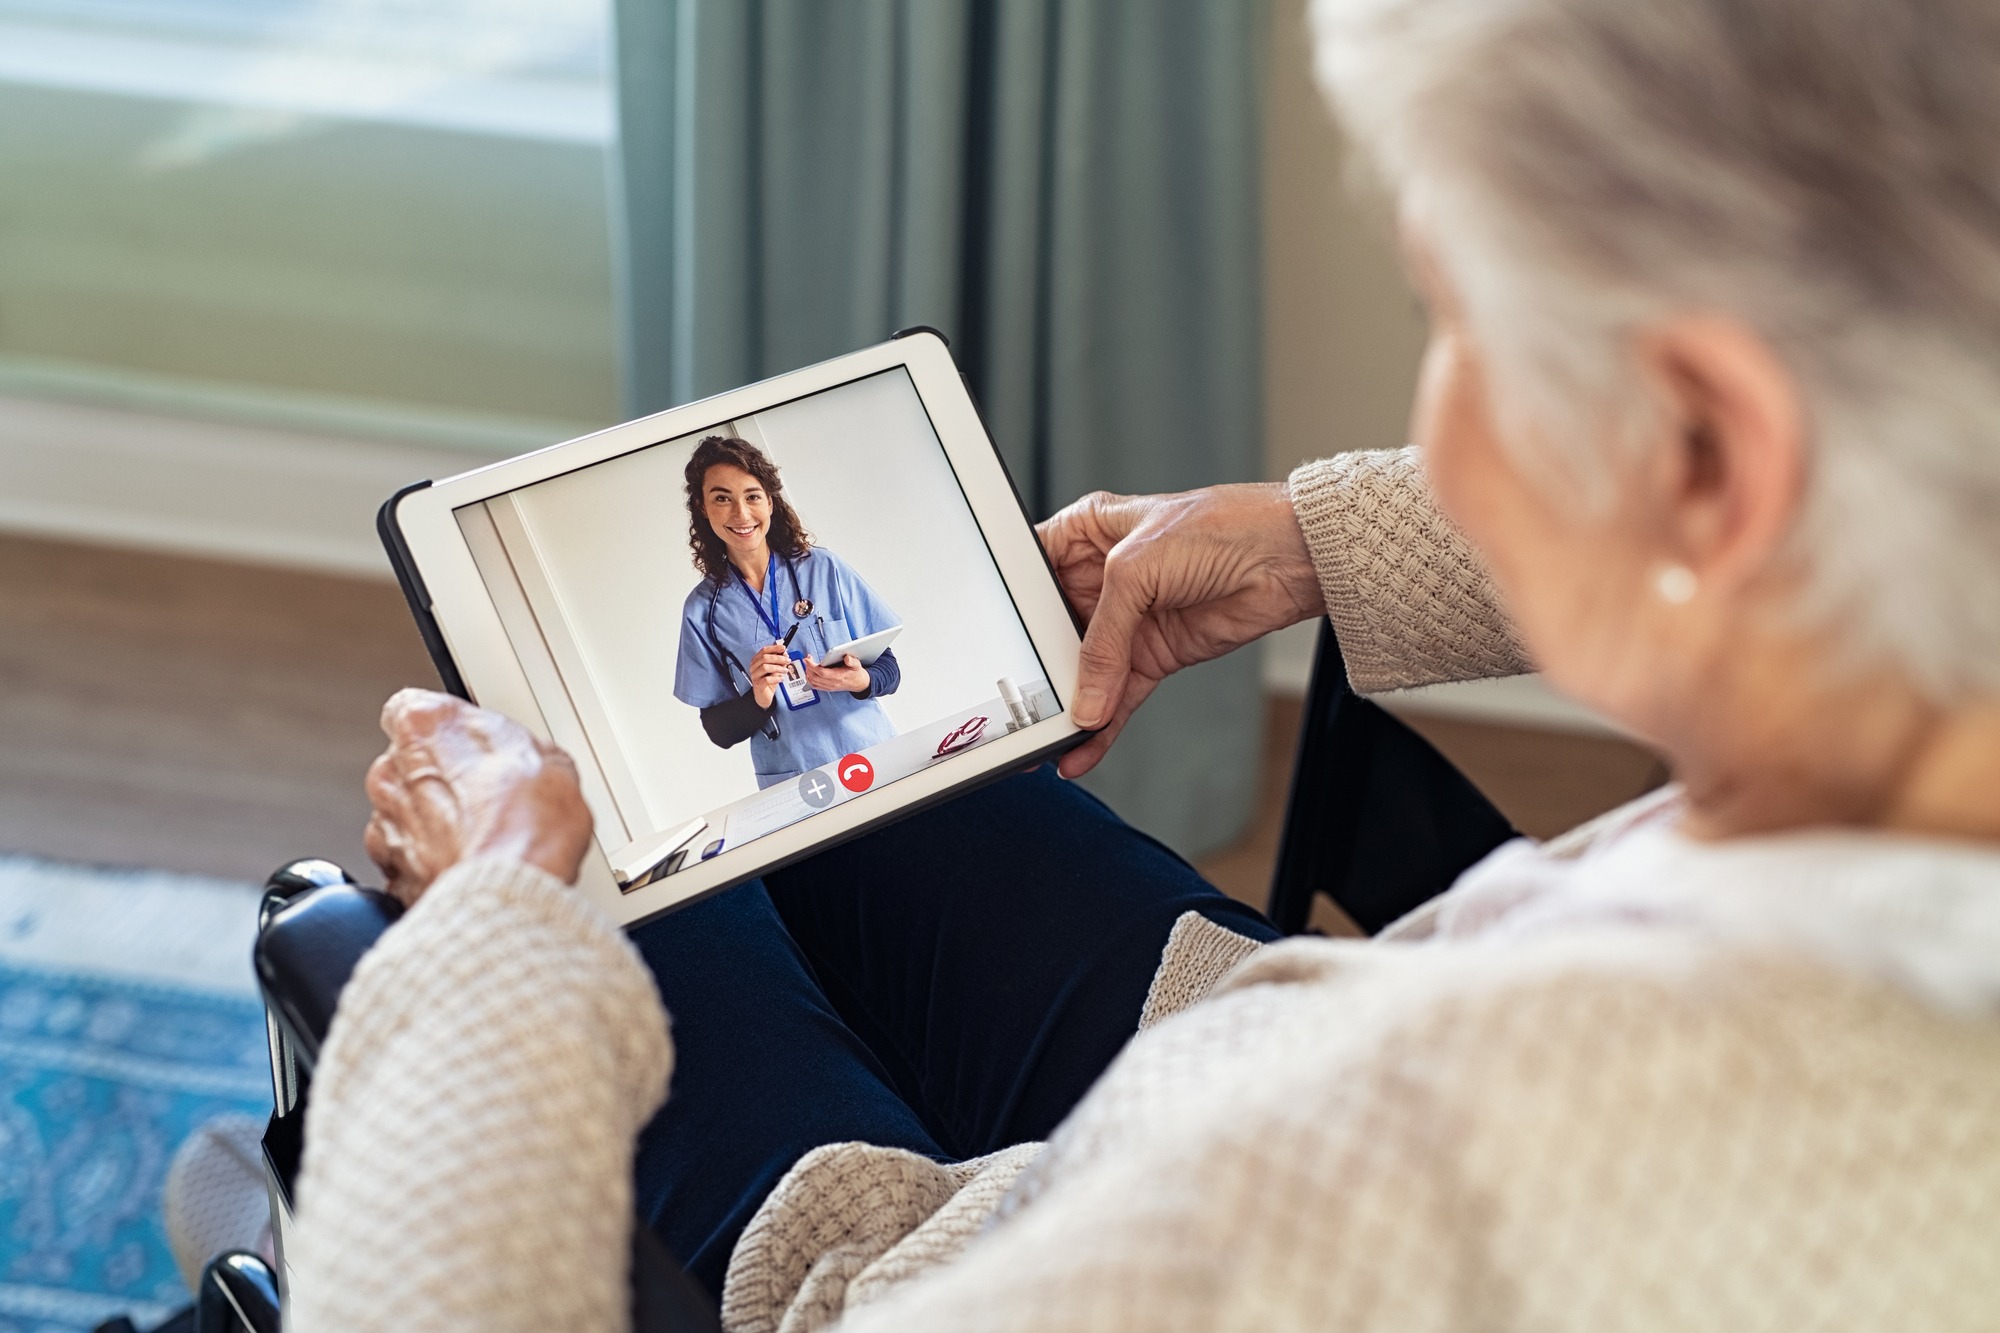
1311,0,2000,700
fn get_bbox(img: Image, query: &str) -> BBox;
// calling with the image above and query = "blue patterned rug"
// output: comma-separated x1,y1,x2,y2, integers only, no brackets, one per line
0,857,269,1333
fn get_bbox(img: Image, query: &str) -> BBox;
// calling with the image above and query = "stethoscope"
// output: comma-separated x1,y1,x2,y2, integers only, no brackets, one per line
700,551,821,732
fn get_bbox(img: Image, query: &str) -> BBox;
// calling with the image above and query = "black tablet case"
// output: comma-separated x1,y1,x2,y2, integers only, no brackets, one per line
378,477,469,701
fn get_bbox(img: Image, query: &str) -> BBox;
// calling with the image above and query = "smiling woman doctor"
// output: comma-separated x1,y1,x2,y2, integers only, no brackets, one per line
673,434,903,788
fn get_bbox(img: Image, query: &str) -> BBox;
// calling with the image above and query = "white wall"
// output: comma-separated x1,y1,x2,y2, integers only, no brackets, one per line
497,368,1048,835
1262,0,1429,483
750,369,1048,730
497,438,732,833
1254,2,1617,736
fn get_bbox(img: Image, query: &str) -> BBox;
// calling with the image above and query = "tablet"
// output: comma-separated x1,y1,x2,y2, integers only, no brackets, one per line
380,329,1088,927
817,624,901,667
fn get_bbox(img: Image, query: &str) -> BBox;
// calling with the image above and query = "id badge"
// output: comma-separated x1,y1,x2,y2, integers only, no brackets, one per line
779,650,819,710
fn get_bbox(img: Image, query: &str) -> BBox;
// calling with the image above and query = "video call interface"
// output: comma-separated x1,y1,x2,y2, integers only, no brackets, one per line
455,368,1057,890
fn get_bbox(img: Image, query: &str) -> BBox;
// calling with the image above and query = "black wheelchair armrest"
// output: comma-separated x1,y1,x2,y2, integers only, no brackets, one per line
255,870,404,1074
196,1252,281,1333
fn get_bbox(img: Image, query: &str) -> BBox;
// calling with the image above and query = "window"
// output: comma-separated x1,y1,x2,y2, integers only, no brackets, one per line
0,0,619,445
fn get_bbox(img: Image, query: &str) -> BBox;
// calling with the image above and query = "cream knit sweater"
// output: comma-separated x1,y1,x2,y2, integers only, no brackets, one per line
288,448,2000,1332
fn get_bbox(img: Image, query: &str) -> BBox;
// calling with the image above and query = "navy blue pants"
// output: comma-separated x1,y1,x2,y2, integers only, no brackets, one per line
626,765,1281,1295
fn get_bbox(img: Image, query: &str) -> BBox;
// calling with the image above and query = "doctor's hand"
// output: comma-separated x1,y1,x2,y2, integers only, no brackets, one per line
804,653,870,694
363,689,593,908
749,642,794,709
1038,482,1326,778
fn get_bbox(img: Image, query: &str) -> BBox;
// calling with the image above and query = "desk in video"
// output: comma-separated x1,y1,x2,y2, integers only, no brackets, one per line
454,367,1056,889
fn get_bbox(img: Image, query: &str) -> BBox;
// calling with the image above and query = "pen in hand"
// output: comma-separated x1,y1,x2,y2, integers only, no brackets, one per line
779,624,802,695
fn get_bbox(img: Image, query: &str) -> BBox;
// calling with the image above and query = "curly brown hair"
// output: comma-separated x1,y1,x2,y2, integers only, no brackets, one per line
684,435,812,585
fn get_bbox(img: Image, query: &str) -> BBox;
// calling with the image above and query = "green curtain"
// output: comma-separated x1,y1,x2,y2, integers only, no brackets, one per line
610,0,1268,856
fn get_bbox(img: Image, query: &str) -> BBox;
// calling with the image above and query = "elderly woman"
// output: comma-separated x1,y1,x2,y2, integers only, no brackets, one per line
290,0,2000,1327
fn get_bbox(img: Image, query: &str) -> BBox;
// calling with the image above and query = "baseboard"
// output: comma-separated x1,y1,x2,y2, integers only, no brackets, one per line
0,353,598,456
0,390,512,578
1373,674,1623,737
1259,616,1623,737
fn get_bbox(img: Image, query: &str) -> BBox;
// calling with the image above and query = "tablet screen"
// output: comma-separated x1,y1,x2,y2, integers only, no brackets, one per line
452,367,1058,889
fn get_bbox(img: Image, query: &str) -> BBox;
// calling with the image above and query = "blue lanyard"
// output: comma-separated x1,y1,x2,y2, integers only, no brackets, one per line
737,551,784,641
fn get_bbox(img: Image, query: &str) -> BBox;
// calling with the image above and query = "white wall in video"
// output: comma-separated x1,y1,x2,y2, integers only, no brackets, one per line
458,369,1055,885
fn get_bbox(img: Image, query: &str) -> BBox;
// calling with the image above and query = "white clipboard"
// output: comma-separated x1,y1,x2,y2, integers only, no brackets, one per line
817,624,903,666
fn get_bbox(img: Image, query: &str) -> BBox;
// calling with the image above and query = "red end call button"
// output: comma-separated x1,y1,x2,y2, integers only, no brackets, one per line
837,753,875,793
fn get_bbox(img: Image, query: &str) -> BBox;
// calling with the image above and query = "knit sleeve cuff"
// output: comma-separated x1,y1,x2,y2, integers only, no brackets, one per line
319,855,674,1122
290,857,673,1332
1288,447,1532,693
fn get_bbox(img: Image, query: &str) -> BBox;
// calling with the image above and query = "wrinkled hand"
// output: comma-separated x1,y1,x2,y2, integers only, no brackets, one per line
363,689,594,907
749,643,794,709
803,653,870,694
1037,482,1326,778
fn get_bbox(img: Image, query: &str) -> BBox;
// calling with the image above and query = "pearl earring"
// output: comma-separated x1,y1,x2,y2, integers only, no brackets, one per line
1654,564,1698,604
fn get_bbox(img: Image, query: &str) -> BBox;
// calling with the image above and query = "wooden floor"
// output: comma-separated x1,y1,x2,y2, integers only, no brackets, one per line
0,532,435,880
0,533,1666,903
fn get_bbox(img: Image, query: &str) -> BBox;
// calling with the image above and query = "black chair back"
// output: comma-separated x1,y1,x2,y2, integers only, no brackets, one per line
1267,621,1517,935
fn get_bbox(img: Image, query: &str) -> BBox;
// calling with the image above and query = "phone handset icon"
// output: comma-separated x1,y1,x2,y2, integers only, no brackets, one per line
837,754,875,793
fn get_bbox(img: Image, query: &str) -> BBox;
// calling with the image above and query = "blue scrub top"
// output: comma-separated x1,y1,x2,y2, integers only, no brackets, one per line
673,546,900,787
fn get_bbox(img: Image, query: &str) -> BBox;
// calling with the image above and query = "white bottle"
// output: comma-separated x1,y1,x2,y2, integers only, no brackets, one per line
997,676,1032,730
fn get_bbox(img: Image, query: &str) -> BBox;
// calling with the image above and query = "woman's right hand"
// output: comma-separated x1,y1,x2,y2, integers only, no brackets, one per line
749,642,794,709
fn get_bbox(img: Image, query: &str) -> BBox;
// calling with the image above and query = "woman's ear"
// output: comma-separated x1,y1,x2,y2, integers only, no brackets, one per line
1636,316,1808,596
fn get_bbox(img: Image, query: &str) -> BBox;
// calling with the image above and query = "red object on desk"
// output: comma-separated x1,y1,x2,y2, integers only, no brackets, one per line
932,715,988,759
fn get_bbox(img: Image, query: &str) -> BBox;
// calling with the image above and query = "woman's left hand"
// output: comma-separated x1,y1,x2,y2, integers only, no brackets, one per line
363,689,594,908
803,653,871,694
